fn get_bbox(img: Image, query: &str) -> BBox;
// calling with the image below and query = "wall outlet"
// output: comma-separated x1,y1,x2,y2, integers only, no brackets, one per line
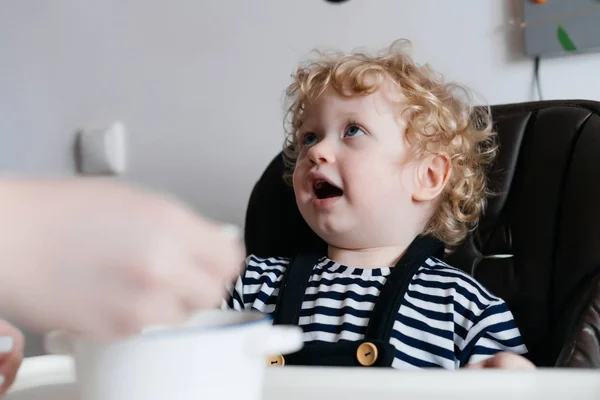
75,121,127,175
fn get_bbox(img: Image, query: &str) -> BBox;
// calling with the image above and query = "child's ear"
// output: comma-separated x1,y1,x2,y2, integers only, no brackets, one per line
412,153,451,202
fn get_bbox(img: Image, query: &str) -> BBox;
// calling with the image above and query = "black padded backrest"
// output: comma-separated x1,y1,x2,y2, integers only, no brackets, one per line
244,100,600,367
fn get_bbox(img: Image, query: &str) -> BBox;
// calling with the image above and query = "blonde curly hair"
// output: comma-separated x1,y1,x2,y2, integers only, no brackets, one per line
282,39,498,248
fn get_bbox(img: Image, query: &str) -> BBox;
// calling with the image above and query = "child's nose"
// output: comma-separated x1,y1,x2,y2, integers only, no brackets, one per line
308,139,336,165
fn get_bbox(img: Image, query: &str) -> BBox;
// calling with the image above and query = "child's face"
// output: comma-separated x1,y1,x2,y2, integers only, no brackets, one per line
292,84,425,250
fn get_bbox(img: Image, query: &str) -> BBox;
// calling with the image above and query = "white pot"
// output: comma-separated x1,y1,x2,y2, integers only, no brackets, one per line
44,309,303,400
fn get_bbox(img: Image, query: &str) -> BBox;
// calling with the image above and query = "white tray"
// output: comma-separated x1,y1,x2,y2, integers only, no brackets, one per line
7,356,600,400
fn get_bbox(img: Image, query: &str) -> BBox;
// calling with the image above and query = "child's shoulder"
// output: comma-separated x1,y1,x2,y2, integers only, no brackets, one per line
227,255,293,313
417,256,503,305
245,254,292,273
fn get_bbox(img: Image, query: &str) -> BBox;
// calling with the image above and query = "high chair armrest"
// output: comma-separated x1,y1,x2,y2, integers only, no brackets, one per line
555,274,600,368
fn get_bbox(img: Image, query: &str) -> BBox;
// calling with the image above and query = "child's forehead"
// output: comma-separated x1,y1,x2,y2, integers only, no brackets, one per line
303,80,407,117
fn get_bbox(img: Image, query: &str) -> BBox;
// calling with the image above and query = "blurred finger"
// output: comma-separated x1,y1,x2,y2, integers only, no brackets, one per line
0,329,24,396
174,265,230,311
0,349,24,395
119,292,189,335
188,222,245,276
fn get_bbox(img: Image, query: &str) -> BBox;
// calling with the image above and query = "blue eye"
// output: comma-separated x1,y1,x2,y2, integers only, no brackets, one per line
345,125,365,137
303,133,318,145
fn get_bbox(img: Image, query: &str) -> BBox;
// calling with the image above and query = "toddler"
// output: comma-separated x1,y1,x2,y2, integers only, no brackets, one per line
226,40,534,369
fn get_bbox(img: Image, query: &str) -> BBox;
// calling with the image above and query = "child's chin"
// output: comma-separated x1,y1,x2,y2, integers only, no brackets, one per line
311,220,354,241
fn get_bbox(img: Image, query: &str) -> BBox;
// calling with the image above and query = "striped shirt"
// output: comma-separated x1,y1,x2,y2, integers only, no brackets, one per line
225,254,528,369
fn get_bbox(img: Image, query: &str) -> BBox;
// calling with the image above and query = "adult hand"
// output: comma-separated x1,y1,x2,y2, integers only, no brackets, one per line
0,178,245,339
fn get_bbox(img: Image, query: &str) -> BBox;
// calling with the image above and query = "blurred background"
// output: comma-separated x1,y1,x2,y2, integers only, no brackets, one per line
1,0,599,356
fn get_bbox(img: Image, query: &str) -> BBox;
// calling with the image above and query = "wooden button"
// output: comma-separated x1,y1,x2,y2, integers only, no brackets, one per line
266,354,285,367
356,342,378,366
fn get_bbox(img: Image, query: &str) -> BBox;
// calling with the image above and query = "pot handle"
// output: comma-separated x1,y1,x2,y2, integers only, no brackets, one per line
246,325,303,357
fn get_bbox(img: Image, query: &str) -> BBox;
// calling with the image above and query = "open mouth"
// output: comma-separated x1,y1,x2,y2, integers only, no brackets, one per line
313,179,344,199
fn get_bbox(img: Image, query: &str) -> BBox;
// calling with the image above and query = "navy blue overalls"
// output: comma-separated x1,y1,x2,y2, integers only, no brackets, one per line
268,235,444,367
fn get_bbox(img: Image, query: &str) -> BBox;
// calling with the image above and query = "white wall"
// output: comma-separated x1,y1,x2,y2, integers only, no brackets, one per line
1,0,600,356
